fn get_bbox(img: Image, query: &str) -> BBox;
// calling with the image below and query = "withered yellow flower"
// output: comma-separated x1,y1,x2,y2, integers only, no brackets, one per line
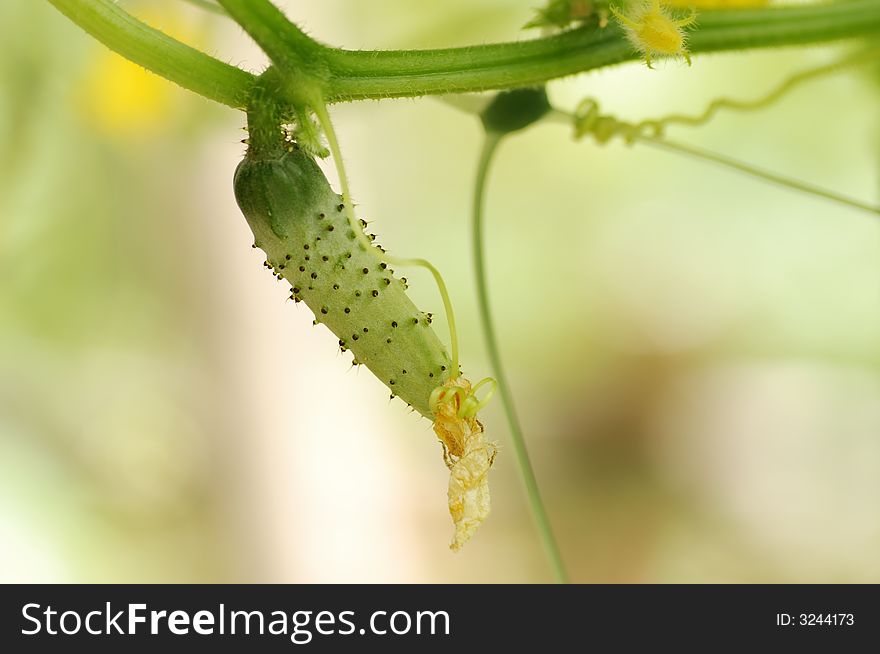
432,378,498,551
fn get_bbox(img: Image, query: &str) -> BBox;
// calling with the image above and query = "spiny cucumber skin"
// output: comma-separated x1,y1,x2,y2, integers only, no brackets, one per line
233,147,453,418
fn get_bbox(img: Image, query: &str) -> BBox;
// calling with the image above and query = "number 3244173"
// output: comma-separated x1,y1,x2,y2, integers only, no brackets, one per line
777,614,855,626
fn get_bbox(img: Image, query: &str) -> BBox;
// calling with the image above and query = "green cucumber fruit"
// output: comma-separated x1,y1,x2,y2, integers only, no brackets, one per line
233,143,453,418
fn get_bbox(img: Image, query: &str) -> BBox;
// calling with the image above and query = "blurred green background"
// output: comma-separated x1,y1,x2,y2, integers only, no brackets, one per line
2,0,879,583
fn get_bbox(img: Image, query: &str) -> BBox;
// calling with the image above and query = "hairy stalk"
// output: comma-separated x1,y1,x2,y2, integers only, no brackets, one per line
323,0,880,101
216,0,328,92
473,134,569,583
47,0,254,108
48,0,880,108
312,102,462,378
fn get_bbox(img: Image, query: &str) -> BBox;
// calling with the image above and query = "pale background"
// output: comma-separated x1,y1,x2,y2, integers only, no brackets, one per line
1,0,879,583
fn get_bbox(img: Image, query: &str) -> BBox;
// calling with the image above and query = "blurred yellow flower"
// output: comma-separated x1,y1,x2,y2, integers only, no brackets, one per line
78,54,171,135
76,11,201,136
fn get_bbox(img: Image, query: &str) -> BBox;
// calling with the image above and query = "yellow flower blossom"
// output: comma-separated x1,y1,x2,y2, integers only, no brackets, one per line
612,0,697,68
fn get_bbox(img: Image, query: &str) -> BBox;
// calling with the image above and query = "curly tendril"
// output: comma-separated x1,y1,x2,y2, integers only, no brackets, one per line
572,47,880,145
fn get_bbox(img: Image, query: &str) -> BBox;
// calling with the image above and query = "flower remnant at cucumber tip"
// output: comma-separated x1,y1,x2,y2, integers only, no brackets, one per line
234,102,497,549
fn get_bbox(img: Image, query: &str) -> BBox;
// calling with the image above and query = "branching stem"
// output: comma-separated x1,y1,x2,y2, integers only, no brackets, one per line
48,0,880,108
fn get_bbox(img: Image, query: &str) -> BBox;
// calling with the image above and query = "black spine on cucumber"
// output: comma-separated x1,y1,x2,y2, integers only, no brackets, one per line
233,144,453,418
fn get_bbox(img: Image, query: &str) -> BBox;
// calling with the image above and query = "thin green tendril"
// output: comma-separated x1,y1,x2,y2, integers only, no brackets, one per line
548,49,880,217
636,46,880,137
553,99,880,217
312,101,462,380
640,137,880,216
473,132,569,583
560,47,880,146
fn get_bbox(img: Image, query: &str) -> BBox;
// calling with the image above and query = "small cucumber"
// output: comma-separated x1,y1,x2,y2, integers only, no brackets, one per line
233,144,453,418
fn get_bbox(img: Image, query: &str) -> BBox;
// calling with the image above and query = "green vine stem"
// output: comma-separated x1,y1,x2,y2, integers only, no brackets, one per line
324,0,880,100
216,0,328,99
47,0,255,108
473,133,569,583
49,0,880,109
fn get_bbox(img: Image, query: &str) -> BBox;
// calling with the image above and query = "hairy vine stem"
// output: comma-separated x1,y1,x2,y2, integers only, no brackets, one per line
49,0,880,109
47,0,255,108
